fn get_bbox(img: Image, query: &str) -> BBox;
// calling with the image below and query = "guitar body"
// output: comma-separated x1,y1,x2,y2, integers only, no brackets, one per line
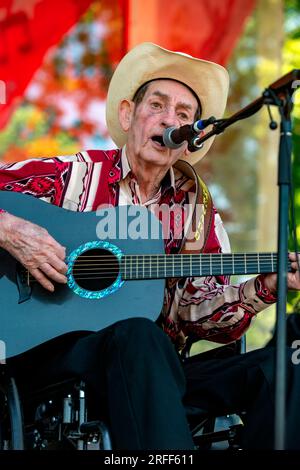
0,192,165,358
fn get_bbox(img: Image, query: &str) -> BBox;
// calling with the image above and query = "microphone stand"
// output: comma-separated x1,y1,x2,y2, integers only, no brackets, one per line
192,69,300,449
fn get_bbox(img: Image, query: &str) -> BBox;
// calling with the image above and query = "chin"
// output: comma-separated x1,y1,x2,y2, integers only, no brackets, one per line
143,150,169,165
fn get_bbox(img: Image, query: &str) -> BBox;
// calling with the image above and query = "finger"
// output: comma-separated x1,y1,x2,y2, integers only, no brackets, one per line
290,260,300,271
289,252,300,262
47,239,66,259
29,267,55,292
49,254,68,274
39,262,68,284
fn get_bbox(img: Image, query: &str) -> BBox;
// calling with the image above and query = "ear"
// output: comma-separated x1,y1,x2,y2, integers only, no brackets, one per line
119,99,135,132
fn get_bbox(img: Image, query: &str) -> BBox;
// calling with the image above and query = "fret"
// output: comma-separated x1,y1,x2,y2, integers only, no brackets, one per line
223,254,231,275
124,252,279,281
212,253,221,276
143,255,148,279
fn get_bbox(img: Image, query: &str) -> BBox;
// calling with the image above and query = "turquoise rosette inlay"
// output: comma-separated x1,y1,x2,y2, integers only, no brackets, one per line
67,241,124,299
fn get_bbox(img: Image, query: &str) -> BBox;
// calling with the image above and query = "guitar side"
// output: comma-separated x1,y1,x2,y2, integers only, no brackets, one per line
0,192,165,358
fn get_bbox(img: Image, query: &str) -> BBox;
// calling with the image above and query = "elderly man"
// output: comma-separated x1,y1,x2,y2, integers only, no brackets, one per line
0,43,300,450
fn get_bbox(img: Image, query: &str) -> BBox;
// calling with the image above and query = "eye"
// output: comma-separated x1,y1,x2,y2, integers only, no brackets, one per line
151,101,162,109
178,112,189,120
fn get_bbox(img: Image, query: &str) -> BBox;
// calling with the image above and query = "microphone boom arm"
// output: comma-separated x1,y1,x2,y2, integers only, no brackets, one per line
190,69,300,151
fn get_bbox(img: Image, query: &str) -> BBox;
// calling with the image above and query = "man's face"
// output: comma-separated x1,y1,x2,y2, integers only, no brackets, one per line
120,79,199,168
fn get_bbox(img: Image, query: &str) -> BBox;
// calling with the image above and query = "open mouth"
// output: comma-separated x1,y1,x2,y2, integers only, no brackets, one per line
151,135,165,147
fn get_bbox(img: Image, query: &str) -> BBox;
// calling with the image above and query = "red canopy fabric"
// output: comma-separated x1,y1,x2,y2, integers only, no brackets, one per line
0,0,256,131
0,0,93,129
124,0,256,65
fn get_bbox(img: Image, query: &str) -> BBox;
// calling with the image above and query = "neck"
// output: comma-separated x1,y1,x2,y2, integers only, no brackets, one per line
127,153,170,204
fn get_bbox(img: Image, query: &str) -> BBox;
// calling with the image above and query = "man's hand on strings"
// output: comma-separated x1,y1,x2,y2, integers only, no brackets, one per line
263,252,300,294
0,212,67,292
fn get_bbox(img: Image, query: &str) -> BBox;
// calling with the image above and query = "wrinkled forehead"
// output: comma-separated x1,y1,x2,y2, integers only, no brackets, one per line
133,78,201,111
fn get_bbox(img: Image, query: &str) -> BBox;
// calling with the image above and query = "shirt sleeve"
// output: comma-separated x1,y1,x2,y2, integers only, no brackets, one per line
163,211,277,346
0,156,77,209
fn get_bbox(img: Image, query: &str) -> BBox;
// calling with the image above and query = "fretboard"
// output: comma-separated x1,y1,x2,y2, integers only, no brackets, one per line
120,252,289,280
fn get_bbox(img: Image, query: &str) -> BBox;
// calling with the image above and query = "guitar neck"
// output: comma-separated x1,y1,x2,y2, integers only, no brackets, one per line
121,252,286,280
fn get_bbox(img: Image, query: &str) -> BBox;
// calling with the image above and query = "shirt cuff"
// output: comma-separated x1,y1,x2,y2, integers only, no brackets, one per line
255,274,277,303
241,274,277,315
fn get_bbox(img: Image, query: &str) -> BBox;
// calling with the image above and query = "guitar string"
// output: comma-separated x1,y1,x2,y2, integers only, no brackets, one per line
27,268,290,283
58,255,283,273
25,259,281,276
26,272,280,282
26,262,289,283
24,255,284,280
23,253,289,283
69,255,278,261
69,260,280,271
64,255,281,269
58,254,281,267
66,253,277,259
26,267,281,279
70,255,279,263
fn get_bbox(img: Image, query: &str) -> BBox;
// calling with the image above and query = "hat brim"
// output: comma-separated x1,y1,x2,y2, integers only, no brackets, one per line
106,42,229,166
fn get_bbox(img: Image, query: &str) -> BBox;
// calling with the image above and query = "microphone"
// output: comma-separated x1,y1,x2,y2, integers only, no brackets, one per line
163,116,216,149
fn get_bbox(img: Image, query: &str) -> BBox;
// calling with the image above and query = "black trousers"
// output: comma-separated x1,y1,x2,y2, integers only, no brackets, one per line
8,317,300,450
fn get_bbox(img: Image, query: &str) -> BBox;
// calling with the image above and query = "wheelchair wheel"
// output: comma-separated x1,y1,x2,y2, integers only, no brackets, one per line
0,370,24,450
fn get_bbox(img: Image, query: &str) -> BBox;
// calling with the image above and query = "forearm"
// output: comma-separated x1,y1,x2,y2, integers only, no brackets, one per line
0,210,12,248
176,274,277,343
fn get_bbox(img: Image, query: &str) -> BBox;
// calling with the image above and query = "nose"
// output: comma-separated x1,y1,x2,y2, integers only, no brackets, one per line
160,107,179,129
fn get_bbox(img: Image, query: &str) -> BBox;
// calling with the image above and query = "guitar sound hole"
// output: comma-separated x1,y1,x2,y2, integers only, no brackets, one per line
72,248,120,292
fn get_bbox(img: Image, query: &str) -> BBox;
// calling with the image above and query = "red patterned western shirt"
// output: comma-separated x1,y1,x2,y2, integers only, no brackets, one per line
0,148,277,349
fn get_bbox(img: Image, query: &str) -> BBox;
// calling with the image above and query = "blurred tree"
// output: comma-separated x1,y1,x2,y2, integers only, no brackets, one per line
0,0,123,161
193,0,300,353
284,0,300,311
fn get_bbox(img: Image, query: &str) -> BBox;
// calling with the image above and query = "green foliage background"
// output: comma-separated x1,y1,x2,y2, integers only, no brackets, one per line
285,0,300,312
192,0,300,355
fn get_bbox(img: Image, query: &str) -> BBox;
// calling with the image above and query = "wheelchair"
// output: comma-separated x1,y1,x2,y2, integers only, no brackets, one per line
0,336,246,451
182,335,246,450
0,367,112,450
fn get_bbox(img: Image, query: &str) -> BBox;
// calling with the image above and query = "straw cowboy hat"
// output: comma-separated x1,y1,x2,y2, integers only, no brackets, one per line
106,42,229,166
